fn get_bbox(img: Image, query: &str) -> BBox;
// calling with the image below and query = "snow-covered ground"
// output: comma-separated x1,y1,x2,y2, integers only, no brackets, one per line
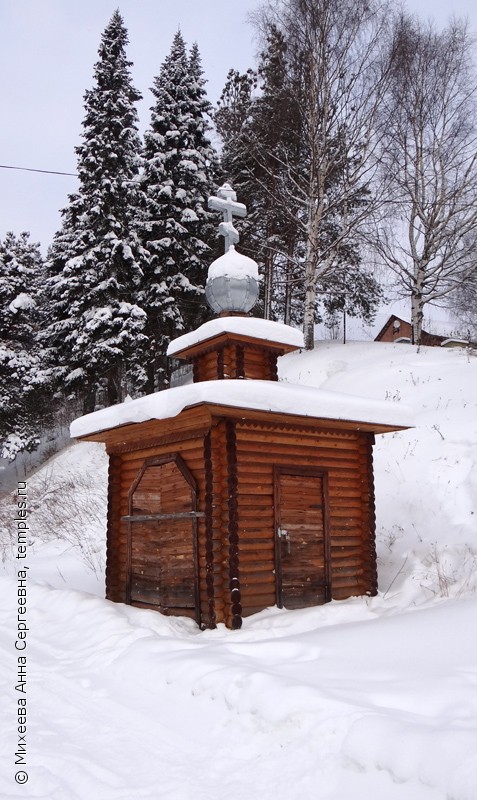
1,341,476,800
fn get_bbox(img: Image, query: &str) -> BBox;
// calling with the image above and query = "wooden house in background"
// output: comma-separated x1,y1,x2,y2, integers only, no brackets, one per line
374,314,471,347
71,185,412,629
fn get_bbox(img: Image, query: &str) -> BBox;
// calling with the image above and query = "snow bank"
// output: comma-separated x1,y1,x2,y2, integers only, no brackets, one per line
2,339,476,800
1,576,476,800
280,341,477,601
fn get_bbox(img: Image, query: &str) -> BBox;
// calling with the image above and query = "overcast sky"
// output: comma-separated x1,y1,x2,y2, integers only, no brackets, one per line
1,0,476,254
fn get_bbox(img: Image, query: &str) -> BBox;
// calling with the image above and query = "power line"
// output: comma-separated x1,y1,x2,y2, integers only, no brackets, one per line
0,163,77,177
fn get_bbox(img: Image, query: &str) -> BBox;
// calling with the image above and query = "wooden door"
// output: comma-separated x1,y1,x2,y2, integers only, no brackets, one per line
274,468,331,609
125,456,201,622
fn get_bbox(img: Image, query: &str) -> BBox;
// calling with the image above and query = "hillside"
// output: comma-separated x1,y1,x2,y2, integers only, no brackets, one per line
1,341,476,800
281,341,477,603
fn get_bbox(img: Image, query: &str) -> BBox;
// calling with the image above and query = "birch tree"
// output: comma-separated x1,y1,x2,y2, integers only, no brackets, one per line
253,0,392,348
376,15,477,345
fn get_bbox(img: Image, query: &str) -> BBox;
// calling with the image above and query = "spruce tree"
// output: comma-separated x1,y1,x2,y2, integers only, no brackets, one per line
0,232,50,459
140,32,218,391
215,34,302,322
44,10,147,412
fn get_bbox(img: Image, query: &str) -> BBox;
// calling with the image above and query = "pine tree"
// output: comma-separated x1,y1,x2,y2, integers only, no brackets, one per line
44,10,147,412
0,232,51,460
140,32,218,391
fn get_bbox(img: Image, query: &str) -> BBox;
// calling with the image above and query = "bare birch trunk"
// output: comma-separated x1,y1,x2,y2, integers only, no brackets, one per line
411,289,424,346
375,16,477,330
303,274,316,349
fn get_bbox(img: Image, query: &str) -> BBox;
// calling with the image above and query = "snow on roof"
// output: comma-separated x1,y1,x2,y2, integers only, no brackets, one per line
207,246,259,281
70,378,413,438
167,316,305,356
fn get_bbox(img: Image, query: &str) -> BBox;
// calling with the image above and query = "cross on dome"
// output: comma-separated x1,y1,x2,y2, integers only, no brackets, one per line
208,183,247,253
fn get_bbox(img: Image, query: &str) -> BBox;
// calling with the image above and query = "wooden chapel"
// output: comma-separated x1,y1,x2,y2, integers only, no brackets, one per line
71,184,411,629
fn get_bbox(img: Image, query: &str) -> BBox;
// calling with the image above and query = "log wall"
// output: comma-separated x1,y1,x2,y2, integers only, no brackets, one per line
104,409,211,627
192,342,279,382
233,420,377,618
102,408,378,628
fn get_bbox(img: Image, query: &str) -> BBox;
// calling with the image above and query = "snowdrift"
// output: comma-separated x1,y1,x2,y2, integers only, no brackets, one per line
1,341,476,800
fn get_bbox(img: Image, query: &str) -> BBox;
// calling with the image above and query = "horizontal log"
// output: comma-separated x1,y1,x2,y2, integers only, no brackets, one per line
120,440,207,463
242,605,275,617
237,464,363,481
329,514,361,525
330,546,363,557
130,551,194,566
331,556,366,569
236,483,273,495
236,430,360,448
237,537,274,547
239,585,277,598
237,554,275,569
124,511,204,522
235,509,274,520
232,549,275,572
131,601,197,620
134,473,193,489
240,581,277,594
236,426,359,444
331,589,362,601
236,441,361,460
331,574,364,587
236,524,274,534
132,490,194,504
236,551,276,563
119,448,206,470
329,532,365,544
332,565,365,577
236,418,358,437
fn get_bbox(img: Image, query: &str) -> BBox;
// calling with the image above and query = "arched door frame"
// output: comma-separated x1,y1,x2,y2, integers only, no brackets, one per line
123,453,202,624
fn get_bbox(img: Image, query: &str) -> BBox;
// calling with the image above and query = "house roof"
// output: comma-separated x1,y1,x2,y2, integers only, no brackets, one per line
374,314,467,343
167,316,304,357
70,378,413,439
374,315,420,342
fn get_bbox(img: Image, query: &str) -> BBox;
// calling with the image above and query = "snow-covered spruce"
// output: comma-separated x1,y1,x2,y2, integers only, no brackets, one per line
44,11,147,412
0,232,50,459
139,31,218,392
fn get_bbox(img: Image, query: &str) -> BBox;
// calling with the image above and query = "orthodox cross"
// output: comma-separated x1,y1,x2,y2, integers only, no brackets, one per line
208,183,247,253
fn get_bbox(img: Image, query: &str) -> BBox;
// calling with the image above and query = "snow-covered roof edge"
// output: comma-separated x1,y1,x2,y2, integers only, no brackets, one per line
70,379,413,439
167,316,304,357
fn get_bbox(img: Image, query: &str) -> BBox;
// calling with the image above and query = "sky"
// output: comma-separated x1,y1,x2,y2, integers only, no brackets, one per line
1,0,476,254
